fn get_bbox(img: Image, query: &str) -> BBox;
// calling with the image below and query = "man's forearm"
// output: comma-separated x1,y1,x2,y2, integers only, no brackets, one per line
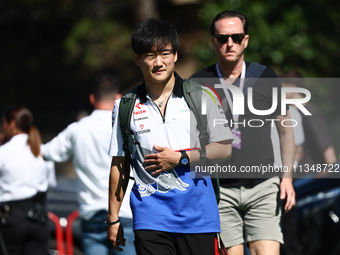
107,156,129,221
280,138,296,179
188,140,232,165
276,112,296,179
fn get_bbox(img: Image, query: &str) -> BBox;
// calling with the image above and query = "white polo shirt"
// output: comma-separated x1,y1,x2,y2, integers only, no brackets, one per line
0,134,56,202
109,73,233,233
42,110,133,220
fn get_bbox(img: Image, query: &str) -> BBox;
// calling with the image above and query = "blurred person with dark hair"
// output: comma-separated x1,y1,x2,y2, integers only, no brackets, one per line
0,105,56,255
42,74,136,255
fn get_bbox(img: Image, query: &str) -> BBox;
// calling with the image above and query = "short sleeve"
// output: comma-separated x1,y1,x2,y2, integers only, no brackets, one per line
289,106,305,146
108,99,125,157
203,86,234,143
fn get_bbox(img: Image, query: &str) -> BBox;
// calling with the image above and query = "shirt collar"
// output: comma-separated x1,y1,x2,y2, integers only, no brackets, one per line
137,72,184,104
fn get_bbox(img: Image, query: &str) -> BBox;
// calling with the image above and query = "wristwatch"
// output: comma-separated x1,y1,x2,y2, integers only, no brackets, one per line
179,150,190,166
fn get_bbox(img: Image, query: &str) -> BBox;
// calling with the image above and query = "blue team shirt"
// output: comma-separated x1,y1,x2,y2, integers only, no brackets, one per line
109,74,233,233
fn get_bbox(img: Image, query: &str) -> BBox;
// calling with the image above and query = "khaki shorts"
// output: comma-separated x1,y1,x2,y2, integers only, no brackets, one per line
218,177,283,248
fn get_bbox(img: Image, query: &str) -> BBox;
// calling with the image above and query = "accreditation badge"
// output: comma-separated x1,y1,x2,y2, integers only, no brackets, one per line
231,128,241,149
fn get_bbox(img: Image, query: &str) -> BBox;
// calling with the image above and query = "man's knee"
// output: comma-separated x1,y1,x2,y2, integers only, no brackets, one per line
226,244,245,255
248,240,280,255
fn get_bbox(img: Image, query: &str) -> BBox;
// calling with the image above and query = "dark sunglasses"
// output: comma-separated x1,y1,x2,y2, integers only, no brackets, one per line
213,33,246,44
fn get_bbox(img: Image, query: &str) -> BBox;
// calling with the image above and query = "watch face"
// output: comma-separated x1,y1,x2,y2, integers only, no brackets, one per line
181,158,189,165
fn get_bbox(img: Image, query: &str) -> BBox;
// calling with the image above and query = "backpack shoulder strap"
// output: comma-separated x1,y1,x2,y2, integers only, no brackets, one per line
182,79,209,161
119,86,139,178
246,62,266,78
119,86,139,152
244,62,266,90
183,79,220,203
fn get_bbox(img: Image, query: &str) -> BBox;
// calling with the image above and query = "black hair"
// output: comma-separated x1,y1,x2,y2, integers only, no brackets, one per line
210,10,249,36
3,105,32,133
3,105,42,157
131,18,179,57
91,74,119,101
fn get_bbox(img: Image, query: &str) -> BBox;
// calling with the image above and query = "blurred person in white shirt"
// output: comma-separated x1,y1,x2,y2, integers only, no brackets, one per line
42,74,136,255
0,105,56,255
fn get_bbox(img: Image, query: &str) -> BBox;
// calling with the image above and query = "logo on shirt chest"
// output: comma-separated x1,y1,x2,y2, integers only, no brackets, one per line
135,116,148,122
136,129,151,135
134,103,147,115
136,123,150,135
134,110,146,115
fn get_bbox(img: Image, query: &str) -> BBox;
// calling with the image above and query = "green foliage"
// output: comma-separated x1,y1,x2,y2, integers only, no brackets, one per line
1,0,339,128
195,0,340,78
64,18,132,68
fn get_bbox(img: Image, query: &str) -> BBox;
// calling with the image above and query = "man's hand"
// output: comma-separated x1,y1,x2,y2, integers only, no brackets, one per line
280,178,296,212
107,223,125,251
144,145,181,176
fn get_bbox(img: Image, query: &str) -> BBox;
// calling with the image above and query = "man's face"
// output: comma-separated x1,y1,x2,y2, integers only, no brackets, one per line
211,17,249,65
134,43,178,85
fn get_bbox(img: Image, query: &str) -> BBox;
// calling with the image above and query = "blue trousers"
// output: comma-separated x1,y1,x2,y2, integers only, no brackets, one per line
81,210,136,255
